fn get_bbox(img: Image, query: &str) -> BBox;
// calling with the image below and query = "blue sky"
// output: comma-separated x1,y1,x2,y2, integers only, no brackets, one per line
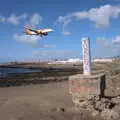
0,0,120,62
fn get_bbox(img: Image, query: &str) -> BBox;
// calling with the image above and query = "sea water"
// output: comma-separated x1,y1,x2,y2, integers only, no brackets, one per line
0,67,41,78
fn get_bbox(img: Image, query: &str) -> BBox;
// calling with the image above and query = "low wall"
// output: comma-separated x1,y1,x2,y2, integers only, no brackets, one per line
68,73,120,120
69,73,106,101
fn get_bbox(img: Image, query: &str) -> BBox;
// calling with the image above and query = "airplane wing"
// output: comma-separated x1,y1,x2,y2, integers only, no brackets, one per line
29,31,37,35
24,29,37,35
27,28,38,33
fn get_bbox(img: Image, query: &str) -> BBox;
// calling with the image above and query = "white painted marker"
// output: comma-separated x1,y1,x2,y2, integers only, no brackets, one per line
82,37,91,75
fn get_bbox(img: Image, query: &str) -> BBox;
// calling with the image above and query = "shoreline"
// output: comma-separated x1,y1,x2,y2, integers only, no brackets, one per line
0,63,82,87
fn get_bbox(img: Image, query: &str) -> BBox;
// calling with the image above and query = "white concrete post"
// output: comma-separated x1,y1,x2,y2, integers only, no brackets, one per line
82,37,91,75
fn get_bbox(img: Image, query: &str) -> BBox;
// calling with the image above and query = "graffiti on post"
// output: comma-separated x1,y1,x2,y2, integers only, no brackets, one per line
69,79,97,94
82,37,91,75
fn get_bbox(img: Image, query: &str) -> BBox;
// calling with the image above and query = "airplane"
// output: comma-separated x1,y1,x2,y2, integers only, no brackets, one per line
24,26,53,37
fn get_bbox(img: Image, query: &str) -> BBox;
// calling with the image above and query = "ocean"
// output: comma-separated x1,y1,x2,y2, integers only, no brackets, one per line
0,67,41,78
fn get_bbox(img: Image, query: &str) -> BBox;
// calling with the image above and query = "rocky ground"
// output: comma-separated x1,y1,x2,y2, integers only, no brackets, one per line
0,60,120,120
73,95,120,120
72,60,120,120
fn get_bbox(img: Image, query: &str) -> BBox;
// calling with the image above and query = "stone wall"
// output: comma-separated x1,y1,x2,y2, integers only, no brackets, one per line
68,73,120,120
69,73,106,100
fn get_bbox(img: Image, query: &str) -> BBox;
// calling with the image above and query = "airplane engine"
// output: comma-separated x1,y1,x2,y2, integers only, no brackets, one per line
43,32,48,36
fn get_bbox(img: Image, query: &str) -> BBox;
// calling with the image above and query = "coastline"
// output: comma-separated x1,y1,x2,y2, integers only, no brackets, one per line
0,62,82,87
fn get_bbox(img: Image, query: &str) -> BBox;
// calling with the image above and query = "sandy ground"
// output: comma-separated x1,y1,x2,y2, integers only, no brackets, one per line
0,81,78,120
0,81,102,120
1,62,120,120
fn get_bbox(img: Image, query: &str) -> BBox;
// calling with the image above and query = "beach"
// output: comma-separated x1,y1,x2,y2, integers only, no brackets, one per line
0,81,102,120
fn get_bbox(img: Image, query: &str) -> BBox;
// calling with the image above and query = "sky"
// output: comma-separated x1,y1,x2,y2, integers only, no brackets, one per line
0,0,120,62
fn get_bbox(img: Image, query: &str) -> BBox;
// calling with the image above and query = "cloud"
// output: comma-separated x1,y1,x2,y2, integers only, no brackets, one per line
97,37,110,47
41,44,56,48
14,34,39,46
57,15,72,35
112,35,120,44
58,15,71,25
29,13,42,26
8,14,19,25
14,34,56,48
62,31,71,36
0,13,42,26
97,35,120,46
0,14,6,23
32,50,80,59
7,13,27,25
57,5,120,35
73,5,120,27
95,35,120,57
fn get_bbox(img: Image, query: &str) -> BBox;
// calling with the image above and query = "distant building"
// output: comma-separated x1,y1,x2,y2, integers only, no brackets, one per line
93,58,113,62
67,58,82,63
